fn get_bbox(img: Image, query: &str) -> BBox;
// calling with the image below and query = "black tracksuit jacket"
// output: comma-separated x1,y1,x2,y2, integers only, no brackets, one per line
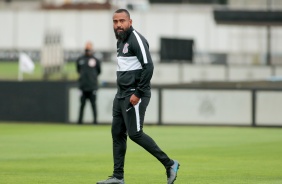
76,54,101,91
115,26,154,99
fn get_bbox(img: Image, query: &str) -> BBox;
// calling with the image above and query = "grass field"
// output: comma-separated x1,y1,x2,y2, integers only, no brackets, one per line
0,61,78,81
1,123,282,184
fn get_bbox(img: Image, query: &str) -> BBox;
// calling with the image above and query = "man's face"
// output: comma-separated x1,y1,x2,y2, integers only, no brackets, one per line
85,42,93,56
113,12,132,41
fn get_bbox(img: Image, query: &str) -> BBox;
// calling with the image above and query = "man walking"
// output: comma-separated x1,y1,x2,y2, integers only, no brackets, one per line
97,9,180,184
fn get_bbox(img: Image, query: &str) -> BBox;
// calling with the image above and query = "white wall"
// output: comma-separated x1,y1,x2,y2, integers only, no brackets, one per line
0,8,281,58
182,64,226,82
227,66,273,81
0,10,116,51
98,63,277,84
162,89,252,125
256,91,282,126
0,11,15,48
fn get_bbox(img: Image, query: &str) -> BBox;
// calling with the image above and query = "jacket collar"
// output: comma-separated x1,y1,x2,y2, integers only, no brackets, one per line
122,26,134,42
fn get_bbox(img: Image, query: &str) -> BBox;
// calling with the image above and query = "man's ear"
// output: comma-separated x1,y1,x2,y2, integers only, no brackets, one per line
129,19,132,25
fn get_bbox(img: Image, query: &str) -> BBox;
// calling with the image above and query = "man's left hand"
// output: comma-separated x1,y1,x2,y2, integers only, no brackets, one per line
130,94,140,106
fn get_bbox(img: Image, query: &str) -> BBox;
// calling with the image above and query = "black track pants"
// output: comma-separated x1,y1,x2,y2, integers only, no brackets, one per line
78,90,97,124
111,96,173,179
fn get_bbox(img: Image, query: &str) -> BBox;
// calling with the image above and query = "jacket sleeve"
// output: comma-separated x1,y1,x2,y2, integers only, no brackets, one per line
76,57,81,73
132,35,154,98
95,57,102,76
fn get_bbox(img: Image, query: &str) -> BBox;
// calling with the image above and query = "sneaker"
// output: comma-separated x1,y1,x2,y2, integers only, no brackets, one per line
96,176,125,184
166,160,180,184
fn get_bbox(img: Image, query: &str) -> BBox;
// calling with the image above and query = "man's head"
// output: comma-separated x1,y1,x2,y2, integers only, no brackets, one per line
113,9,132,41
85,41,93,56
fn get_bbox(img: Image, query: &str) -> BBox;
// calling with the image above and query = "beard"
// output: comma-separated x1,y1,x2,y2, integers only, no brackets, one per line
85,49,92,56
114,27,131,41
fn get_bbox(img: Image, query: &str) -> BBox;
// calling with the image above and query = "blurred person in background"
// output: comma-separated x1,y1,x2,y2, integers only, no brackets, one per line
76,41,101,125
96,9,180,184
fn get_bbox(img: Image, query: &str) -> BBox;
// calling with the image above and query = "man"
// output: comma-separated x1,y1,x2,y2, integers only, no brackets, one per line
97,9,179,184
76,41,101,124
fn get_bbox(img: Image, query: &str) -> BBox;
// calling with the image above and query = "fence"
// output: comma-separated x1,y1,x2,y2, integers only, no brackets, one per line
1,81,281,126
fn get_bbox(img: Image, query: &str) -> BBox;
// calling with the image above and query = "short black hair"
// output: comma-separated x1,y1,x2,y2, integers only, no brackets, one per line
114,9,130,18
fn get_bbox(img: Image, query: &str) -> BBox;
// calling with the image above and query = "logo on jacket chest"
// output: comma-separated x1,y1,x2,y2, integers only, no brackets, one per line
88,58,96,67
122,43,129,54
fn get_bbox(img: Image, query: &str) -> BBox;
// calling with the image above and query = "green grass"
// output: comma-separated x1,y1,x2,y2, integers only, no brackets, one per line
0,61,78,80
0,123,282,184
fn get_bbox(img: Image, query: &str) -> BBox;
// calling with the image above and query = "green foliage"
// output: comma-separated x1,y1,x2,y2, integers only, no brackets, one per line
0,123,282,184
